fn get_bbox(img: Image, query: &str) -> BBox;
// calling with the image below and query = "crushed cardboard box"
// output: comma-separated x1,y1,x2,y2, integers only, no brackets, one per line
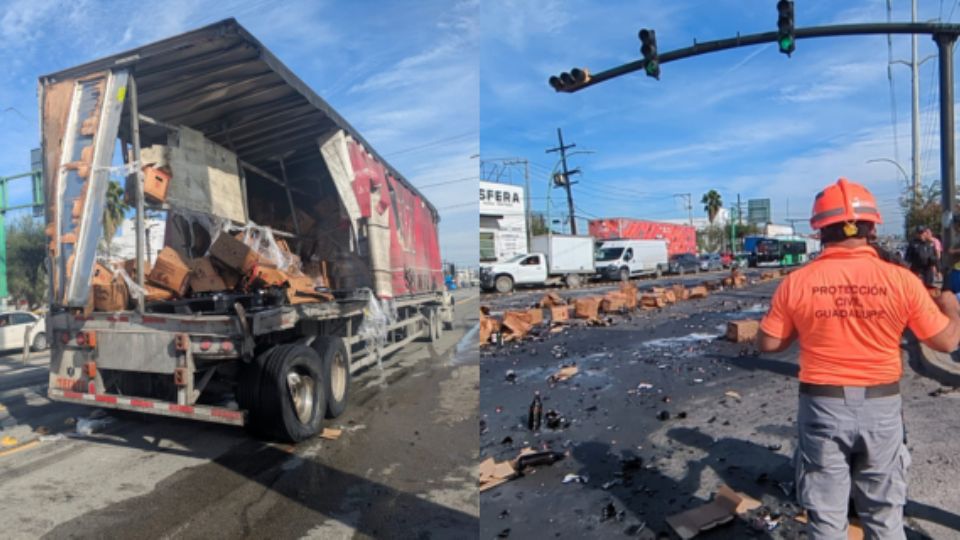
148,247,191,296
666,484,761,539
526,308,544,325
502,311,534,338
641,294,666,309
550,366,578,383
550,305,570,323
688,286,709,299
479,448,537,492
574,297,601,320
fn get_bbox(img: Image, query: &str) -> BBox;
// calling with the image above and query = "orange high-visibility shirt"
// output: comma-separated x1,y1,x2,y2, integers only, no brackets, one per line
760,245,949,386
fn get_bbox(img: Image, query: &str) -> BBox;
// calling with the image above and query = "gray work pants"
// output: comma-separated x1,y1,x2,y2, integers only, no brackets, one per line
796,389,910,540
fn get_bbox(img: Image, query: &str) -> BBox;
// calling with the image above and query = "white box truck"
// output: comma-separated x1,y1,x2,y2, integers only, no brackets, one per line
479,235,594,293
595,239,668,281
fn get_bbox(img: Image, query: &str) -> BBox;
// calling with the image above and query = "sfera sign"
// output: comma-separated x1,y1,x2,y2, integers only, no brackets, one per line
480,181,524,214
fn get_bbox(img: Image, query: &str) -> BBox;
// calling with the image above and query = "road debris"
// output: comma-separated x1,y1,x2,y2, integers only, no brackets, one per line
665,484,761,539
76,415,116,436
724,390,742,401
562,473,589,484
548,366,579,383
726,320,760,342
320,428,342,440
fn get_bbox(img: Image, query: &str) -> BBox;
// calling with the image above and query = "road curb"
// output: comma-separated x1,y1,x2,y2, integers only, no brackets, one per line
918,342,960,386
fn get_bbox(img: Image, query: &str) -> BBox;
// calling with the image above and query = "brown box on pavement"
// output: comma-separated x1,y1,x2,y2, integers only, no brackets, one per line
539,291,566,308
641,294,666,309
503,311,534,337
688,286,709,299
526,308,544,325
479,315,501,346
619,283,639,309
550,305,570,322
727,320,760,343
574,297,601,319
602,291,628,312
209,233,259,274
189,257,227,293
663,290,677,304
672,284,689,300
148,247,191,296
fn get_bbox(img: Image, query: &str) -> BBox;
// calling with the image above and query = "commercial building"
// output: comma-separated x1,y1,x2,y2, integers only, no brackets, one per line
480,180,527,262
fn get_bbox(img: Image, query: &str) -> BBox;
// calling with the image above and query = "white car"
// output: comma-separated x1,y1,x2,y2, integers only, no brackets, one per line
0,311,48,352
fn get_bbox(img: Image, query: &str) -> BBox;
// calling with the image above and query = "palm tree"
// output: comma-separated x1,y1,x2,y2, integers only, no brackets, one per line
701,190,723,224
102,180,129,255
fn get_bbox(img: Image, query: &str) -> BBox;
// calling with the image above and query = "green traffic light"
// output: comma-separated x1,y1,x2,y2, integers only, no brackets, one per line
779,36,794,52
644,61,659,76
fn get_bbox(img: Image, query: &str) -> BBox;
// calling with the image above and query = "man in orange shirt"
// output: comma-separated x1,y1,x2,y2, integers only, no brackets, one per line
759,178,960,539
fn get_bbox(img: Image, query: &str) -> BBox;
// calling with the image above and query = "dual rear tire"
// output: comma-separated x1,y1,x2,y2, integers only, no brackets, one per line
239,337,352,442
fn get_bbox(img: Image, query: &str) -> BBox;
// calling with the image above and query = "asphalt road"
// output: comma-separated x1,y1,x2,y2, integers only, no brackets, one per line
479,277,960,539
0,289,479,540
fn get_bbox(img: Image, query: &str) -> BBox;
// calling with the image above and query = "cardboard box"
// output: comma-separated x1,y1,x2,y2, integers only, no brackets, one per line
188,257,227,293
550,305,569,322
726,320,760,342
663,290,677,304
666,484,761,539
285,274,333,304
539,292,566,308
502,311,534,337
526,308,544,325
250,264,288,288
574,297,601,320
92,263,113,287
601,292,628,312
641,294,666,308
688,286,709,299
142,166,172,204
148,247,191,296
479,314,501,345
619,283,638,309
209,233,258,274
672,284,690,300
145,284,174,302
122,258,152,279
93,279,128,312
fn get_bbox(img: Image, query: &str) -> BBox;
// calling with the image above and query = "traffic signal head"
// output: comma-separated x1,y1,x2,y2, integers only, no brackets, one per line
777,0,795,56
548,67,591,92
638,28,660,79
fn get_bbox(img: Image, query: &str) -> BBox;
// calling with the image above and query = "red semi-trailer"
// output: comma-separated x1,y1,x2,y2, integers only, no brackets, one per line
40,19,453,442
588,218,697,256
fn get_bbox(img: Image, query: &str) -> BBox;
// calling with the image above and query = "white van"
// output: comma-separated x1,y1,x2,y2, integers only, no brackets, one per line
595,239,669,281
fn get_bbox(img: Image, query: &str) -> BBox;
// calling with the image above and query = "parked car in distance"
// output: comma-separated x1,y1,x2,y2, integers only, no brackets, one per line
0,311,48,352
699,253,723,272
668,253,700,275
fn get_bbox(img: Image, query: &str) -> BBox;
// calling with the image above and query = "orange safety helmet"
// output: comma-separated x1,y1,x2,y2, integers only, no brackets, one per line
809,177,883,231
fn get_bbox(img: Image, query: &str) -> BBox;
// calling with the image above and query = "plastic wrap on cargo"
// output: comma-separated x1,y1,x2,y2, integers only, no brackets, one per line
236,222,300,273
356,291,398,368
114,266,148,301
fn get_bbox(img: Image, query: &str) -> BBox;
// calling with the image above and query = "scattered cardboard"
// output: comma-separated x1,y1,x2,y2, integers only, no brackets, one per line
663,290,677,304
601,291,628,312
574,297,601,320
619,283,639,309
550,366,578,382
526,308,544,326
726,320,760,343
478,447,537,492
540,292,567,308
188,257,228,293
502,311,534,337
479,314,501,346
320,428,342,440
209,233,259,274
672,284,690,300
666,484,761,539
550,305,570,323
641,294,666,309
688,286,709,299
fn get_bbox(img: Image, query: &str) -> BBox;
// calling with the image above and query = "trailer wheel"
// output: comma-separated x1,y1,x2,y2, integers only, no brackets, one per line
494,275,514,293
565,274,581,288
257,344,326,443
312,337,351,419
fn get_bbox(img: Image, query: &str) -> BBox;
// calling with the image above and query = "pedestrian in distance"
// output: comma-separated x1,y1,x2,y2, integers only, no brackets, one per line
758,177,960,540
904,225,938,288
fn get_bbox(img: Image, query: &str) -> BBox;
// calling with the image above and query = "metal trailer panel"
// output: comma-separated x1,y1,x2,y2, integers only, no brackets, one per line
588,218,697,256
530,235,595,274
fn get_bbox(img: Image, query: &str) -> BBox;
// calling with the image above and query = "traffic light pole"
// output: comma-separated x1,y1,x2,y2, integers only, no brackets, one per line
556,21,960,285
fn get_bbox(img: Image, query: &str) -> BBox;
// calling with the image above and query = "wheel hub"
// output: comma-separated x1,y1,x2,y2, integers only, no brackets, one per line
287,370,316,424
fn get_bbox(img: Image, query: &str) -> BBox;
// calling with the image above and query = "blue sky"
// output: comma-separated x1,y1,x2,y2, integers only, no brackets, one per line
0,0,478,266
480,0,956,238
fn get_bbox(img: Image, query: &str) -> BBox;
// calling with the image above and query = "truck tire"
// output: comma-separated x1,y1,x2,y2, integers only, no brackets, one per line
311,337,351,419
31,332,48,352
619,267,630,282
257,344,326,443
565,274,581,288
238,347,280,436
494,275,514,293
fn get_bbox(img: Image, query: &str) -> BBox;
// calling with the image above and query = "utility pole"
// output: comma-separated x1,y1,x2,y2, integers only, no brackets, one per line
911,0,921,202
737,193,743,226
546,128,580,235
673,193,693,226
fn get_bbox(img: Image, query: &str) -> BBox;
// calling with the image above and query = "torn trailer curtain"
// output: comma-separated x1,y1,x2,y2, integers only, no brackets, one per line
40,18,443,308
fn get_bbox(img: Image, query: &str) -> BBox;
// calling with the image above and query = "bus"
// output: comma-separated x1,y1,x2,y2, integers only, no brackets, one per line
750,236,809,267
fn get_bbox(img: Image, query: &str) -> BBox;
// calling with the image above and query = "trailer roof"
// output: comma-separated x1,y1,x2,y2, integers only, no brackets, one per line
39,18,438,218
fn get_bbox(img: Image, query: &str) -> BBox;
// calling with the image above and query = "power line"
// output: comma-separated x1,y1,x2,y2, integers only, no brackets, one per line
437,201,477,211
417,175,478,189
383,130,478,157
